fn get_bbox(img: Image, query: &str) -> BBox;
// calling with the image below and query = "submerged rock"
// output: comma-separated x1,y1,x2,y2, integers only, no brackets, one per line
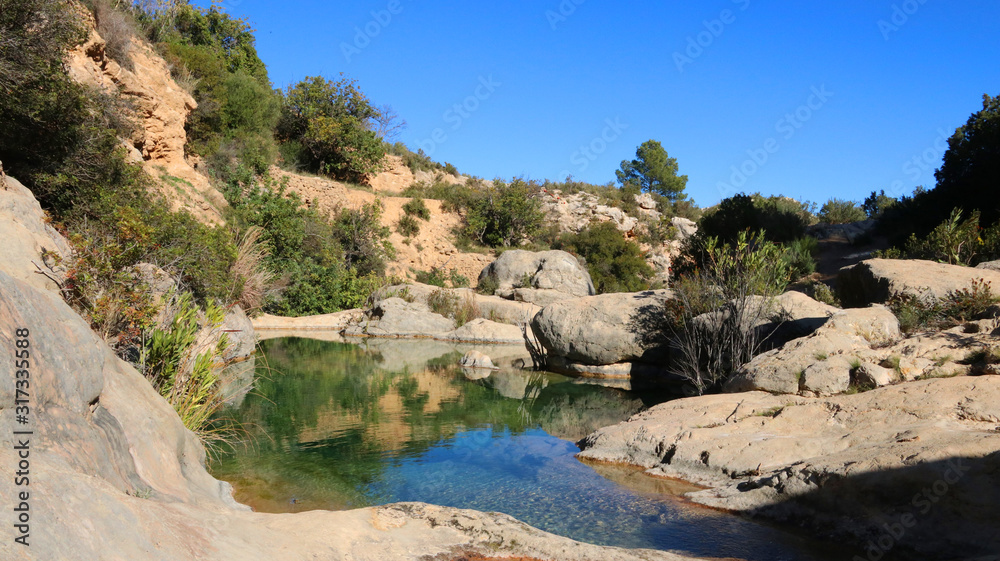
460,350,497,369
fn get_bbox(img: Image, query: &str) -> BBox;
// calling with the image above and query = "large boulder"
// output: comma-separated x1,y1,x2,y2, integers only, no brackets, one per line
0,174,72,293
838,258,1000,307
531,290,672,366
344,297,455,338
670,217,698,241
479,250,595,306
724,306,900,395
751,291,839,350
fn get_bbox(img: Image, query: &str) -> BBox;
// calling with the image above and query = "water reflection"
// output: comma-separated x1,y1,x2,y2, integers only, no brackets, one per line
211,337,843,560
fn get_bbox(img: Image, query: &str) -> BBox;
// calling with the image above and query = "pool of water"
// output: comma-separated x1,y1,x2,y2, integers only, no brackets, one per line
211,337,841,560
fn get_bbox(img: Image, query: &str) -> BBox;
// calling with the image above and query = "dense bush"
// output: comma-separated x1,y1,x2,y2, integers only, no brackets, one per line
402,180,479,213
781,236,819,279
221,167,392,315
277,75,386,181
146,1,281,172
554,222,653,293
463,178,545,248
818,198,867,224
698,193,814,245
397,214,420,237
2,0,240,347
863,190,897,219
141,293,230,440
403,197,431,220
900,209,1000,266
386,142,445,173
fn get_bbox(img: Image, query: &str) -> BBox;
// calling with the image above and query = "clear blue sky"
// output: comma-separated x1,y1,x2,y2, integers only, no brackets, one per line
205,0,999,208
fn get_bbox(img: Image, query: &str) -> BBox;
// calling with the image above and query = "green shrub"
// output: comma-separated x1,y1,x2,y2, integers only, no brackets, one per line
804,282,841,307
698,193,813,245
414,266,468,288
397,214,420,237
403,197,431,220
476,274,499,295
464,178,544,248
332,202,394,276
554,221,653,293
152,2,280,172
903,208,992,265
819,198,867,224
782,237,819,279
221,168,392,315
402,180,479,214
889,279,998,333
449,269,470,288
387,143,445,173
276,75,386,182
141,292,231,443
427,289,479,327
444,162,459,176
863,190,897,219
427,288,458,317
414,267,448,287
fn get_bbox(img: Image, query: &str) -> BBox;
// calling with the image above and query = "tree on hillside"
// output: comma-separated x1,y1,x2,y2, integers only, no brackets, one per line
933,93,1000,226
616,140,688,202
277,76,386,182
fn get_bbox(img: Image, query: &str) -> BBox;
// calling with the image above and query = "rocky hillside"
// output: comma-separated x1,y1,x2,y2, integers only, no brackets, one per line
269,162,494,283
64,5,227,224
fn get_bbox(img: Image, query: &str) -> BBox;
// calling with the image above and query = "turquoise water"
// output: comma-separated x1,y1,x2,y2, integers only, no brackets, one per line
211,337,840,560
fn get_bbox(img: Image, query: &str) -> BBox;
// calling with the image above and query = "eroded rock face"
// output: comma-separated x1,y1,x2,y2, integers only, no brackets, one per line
479,250,596,306
838,258,1000,308
0,175,72,294
578,378,1000,560
64,14,226,224
531,290,672,366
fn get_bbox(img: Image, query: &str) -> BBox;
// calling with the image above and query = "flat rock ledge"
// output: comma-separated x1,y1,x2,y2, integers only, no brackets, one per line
578,377,1000,560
